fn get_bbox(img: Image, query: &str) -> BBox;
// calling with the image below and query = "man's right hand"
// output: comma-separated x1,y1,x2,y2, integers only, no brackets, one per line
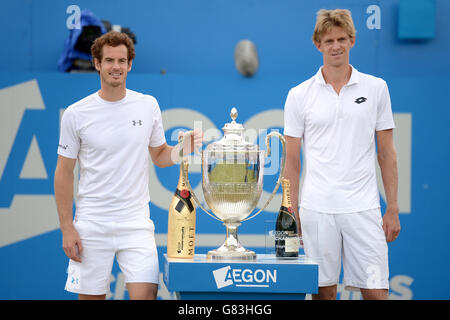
62,225,83,262
55,155,81,261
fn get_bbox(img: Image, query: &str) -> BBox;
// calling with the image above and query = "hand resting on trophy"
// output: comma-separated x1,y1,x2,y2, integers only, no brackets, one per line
171,128,203,164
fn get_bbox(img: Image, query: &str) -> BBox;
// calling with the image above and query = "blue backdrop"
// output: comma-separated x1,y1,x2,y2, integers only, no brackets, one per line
1,0,449,300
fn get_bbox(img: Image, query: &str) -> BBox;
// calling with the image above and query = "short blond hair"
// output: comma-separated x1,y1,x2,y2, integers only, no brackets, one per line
312,9,356,43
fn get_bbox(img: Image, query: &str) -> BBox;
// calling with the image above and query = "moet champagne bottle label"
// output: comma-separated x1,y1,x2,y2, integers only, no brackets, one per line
167,161,196,258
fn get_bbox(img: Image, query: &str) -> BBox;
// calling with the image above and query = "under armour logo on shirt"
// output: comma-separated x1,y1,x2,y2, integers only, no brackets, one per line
355,97,367,104
132,120,143,126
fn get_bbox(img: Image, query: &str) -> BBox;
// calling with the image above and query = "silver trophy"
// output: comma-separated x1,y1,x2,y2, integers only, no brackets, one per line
179,108,286,260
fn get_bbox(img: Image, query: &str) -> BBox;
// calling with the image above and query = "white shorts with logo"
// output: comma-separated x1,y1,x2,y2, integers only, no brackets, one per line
299,207,389,291
65,216,159,295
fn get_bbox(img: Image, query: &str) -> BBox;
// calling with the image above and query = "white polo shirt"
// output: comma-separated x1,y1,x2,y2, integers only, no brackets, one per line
284,66,395,214
58,89,166,221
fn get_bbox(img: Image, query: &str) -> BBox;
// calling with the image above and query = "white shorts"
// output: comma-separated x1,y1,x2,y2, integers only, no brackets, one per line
299,207,389,291
65,216,159,295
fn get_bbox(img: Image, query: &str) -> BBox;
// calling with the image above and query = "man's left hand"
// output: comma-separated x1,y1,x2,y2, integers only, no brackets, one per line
382,207,401,242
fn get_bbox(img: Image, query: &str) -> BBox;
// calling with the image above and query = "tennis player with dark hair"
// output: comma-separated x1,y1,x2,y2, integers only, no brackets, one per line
54,31,202,300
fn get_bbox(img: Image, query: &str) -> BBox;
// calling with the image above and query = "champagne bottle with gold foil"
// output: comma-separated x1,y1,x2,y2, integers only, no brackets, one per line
275,178,299,257
167,161,196,258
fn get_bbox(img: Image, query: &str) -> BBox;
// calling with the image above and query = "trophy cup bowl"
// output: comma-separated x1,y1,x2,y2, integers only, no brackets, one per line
180,108,285,260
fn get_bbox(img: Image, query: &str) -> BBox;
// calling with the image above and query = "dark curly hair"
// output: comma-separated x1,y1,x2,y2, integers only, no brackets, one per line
91,31,135,64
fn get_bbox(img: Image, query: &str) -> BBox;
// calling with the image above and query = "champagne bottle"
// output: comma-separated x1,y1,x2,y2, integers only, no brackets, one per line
275,178,299,257
167,161,196,258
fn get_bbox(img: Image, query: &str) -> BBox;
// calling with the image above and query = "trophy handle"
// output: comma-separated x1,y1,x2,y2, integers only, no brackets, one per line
179,131,222,222
241,131,286,222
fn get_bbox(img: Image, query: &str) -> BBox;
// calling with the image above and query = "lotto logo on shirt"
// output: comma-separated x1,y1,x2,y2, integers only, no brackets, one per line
212,266,277,289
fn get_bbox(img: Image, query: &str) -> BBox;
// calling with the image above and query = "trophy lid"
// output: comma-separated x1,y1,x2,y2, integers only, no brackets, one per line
207,107,259,152
222,107,244,136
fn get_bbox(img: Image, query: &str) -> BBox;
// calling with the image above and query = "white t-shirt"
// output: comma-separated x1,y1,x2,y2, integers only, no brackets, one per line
58,89,166,221
284,66,395,214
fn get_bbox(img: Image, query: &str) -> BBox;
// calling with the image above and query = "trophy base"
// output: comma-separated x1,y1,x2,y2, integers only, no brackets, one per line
207,250,256,261
207,221,257,260
207,248,256,261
